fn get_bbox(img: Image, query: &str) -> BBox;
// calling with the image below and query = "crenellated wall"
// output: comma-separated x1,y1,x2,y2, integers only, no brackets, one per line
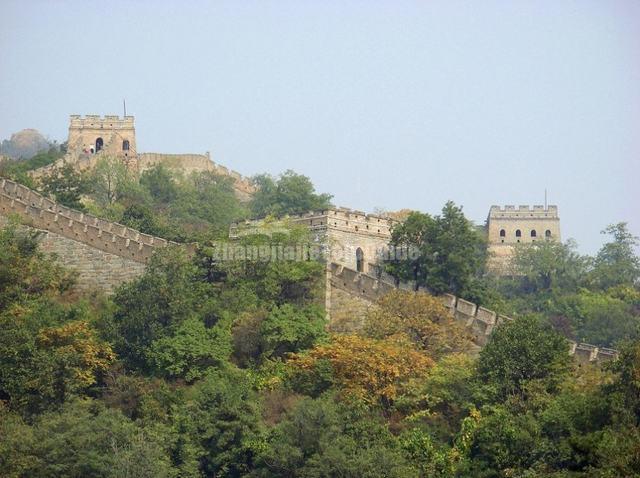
230,208,398,271
327,262,619,364
137,152,255,200
0,178,185,292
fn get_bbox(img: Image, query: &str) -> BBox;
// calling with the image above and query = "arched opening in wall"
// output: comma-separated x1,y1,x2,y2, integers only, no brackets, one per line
515,229,521,238
545,230,552,239
356,247,365,273
531,230,537,238
500,229,506,237
95,137,104,152
122,140,130,151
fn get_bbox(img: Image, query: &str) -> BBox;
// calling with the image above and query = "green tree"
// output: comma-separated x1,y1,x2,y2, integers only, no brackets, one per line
40,163,88,210
477,315,570,400
88,156,132,206
386,202,487,299
249,170,333,218
139,164,178,204
110,247,216,372
253,395,418,477
0,399,176,478
509,239,590,296
259,304,327,360
591,222,640,290
178,368,263,477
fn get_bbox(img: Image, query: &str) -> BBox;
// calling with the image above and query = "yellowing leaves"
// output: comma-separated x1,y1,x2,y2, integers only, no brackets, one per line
366,290,472,359
289,334,433,406
37,320,115,388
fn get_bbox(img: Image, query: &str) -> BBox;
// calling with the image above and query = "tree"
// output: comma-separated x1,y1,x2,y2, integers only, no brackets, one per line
259,304,327,360
591,222,640,290
0,223,71,308
509,239,590,296
289,335,433,407
139,164,178,204
385,202,487,299
110,247,215,372
253,395,418,478
88,156,132,206
364,290,472,359
0,399,176,478
477,315,570,400
40,163,88,210
148,316,232,382
177,368,263,477
249,170,333,218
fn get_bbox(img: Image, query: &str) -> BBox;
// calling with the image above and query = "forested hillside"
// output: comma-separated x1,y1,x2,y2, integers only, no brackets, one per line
0,162,639,477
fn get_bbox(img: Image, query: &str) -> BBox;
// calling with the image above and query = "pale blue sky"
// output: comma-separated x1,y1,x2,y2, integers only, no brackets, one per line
1,0,638,254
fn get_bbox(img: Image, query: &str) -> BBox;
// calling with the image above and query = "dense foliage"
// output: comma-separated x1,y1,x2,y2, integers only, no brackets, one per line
0,163,639,477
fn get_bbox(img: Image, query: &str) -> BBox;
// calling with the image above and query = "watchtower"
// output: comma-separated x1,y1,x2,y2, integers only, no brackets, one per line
486,205,561,271
67,115,136,158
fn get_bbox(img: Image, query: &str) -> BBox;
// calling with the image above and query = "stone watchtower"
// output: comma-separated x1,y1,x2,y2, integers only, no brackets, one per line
67,115,136,158
486,205,561,271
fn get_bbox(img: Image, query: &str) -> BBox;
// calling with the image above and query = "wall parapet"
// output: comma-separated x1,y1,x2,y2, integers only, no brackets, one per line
328,262,618,364
0,177,181,264
230,208,397,240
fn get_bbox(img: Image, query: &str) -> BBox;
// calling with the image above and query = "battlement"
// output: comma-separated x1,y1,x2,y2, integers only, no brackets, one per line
328,262,618,364
0,177,183,264
489,205,559,218
230,207,397,239
69,114,135,129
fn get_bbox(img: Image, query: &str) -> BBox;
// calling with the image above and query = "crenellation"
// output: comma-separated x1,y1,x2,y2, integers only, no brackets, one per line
0,178,183,266
327,262,616,363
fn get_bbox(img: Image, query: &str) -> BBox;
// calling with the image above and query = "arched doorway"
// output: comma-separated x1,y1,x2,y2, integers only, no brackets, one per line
122,140,130,151
95,137,104,152
356,247,365,272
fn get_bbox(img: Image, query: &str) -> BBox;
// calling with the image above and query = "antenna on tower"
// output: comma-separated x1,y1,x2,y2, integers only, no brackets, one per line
123,98,127,117
544,188,547,210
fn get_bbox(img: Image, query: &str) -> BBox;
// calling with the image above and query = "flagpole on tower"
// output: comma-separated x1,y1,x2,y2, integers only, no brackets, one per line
545,188,547,210
123,99,127,117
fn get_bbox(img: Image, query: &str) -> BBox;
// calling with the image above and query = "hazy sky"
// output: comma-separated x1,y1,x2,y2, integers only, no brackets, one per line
1,0,638,254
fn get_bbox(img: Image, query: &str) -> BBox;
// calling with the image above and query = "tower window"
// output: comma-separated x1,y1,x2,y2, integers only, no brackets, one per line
122,140,130,151
356,247,364,272
530,230,537,238
545,230,552,239
499,229,506,237
515,229,522,238
95,137,104,152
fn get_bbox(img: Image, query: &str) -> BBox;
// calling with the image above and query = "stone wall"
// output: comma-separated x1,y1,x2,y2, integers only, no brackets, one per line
137,152,255,200
230,207,397,270
30,150,255,202
67,114,136,157
327,262,619,364
0,178,183,292
0,215,145,294
487,205,561,272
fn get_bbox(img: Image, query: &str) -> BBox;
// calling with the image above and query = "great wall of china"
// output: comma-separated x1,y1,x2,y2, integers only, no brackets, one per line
29,150,256,201
327,263,619,364
0,177,180,292
0,177,618,363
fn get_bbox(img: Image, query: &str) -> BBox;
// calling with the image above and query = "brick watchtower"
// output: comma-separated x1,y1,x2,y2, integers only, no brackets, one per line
67,114,136,159
486,205,561,272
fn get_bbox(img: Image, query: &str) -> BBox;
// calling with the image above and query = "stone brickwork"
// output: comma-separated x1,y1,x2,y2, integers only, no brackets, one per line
327,262,618,364
137,152,255,201
0,178,184,292
0,214,145,294
230,207,397,271
68,114,136,157
487,205,561,272
30,115,255,201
